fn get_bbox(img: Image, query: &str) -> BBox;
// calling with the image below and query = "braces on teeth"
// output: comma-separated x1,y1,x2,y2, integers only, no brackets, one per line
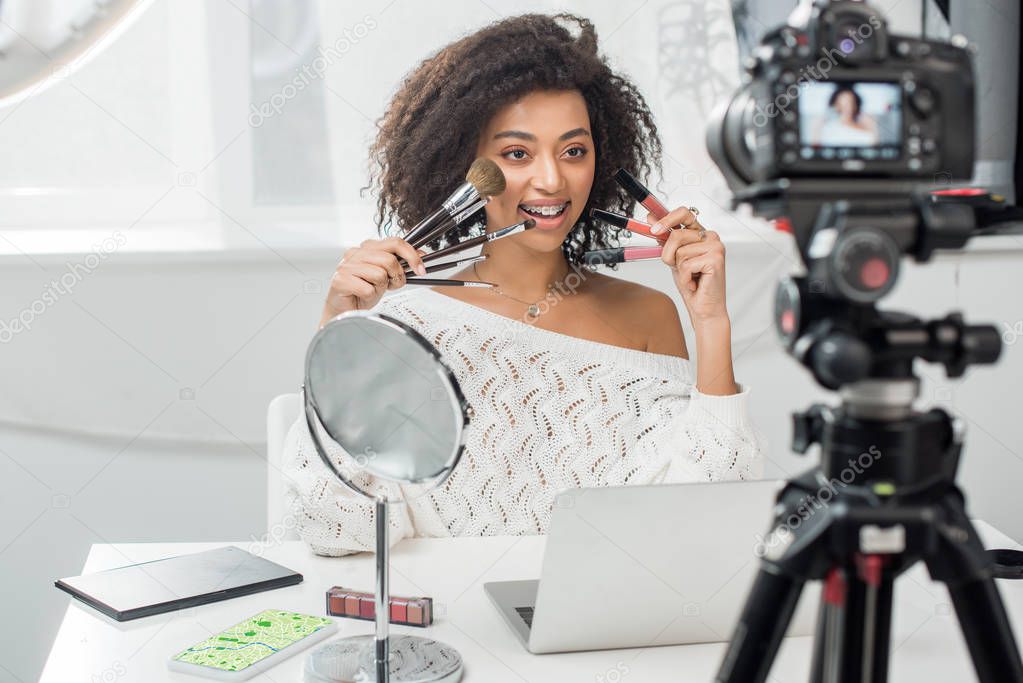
522,204,566,216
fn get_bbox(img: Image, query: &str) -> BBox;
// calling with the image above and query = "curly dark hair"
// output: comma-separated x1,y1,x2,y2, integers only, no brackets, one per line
366,13,662,267
829,85,863,120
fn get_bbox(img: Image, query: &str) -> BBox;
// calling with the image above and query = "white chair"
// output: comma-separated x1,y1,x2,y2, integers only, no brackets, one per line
266,392,301,541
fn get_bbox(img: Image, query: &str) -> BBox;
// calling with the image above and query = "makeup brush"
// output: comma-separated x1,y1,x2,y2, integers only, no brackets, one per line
402,219,534,270
405,158,507,248
409,198,485,249
402,253,487,278
403,278,495,288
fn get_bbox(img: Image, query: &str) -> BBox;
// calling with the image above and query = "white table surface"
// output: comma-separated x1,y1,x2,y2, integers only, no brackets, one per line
42,521,1023,682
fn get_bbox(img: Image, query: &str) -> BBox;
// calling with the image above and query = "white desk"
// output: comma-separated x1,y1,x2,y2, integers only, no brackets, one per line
43,521,1023,682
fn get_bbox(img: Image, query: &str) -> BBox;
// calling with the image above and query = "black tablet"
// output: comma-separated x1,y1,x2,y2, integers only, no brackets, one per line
55,545,303,621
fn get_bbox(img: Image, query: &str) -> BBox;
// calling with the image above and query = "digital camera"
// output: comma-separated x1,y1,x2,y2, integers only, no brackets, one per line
707,0,975,189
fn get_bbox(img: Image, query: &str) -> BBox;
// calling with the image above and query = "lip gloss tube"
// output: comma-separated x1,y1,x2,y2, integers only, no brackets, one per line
582,246,664,266
610,170,706,284
614,168,670,219
326,586,433,628
590,208,664,242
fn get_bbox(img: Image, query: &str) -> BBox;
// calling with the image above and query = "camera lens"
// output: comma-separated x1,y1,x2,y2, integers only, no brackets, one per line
706,85,760,186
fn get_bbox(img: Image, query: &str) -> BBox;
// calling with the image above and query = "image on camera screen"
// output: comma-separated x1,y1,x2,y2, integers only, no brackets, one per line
799,82,902,159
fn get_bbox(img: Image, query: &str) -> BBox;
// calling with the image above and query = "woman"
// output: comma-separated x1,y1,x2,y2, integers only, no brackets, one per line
283,13,765,556
811,85,879,147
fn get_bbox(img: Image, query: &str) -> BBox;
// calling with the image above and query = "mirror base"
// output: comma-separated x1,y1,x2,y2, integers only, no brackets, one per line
304,634,463,682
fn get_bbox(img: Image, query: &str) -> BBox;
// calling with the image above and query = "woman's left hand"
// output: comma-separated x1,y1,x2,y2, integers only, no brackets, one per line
649,207,729,325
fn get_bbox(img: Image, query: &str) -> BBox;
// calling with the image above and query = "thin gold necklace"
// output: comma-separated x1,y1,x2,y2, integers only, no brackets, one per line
473,259,570,320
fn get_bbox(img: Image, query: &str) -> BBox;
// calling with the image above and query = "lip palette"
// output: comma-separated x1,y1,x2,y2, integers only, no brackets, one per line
325,586,434,628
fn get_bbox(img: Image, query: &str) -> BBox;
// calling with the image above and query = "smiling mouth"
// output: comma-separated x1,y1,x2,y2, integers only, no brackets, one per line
518,202,569,219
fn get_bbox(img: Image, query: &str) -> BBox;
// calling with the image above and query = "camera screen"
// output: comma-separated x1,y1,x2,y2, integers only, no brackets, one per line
798,82,902,160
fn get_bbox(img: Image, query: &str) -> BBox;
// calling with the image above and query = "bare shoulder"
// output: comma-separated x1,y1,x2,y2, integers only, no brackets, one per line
585,271,688,359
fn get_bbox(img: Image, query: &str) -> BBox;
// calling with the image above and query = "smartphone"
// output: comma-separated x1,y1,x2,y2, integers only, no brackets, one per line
168,609,337,680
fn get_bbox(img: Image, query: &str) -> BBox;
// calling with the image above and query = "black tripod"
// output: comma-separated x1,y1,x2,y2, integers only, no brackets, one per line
715,292,1023,682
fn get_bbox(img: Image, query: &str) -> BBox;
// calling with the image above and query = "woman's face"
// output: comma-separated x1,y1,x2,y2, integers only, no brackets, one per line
476,89,595,252
833,91,858,118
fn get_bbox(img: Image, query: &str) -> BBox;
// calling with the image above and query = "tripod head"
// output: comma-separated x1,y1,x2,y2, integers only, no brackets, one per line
771,189,1013,490
772,190,1003,395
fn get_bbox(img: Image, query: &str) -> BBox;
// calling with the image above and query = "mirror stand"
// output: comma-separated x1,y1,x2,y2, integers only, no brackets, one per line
303,495,463,683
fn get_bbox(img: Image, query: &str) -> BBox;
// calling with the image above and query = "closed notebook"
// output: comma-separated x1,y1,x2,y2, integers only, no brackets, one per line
55,546,303,621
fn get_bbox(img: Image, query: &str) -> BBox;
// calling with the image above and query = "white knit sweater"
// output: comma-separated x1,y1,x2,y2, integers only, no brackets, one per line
282,287,766,556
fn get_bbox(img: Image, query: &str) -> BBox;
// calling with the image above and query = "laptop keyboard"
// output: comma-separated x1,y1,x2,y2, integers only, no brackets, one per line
515,606,535,628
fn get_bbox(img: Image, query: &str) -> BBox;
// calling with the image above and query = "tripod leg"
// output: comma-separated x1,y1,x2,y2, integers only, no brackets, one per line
924,497,1023,682
854,556,895,683
811,569,850,683
810,560,895,683
862,565,895,682
946,577,1023,682
716,567,805,683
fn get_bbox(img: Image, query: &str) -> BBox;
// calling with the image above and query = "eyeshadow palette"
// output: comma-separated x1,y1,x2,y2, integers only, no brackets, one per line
325,586,433,628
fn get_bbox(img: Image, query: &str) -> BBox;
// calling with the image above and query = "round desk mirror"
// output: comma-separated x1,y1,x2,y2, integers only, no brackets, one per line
302,311,468,683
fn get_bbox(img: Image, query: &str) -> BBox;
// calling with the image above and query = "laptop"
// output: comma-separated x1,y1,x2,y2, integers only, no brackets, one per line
484,480,819,654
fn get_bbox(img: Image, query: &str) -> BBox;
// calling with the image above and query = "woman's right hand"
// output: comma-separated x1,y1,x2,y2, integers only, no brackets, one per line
320,236,428,327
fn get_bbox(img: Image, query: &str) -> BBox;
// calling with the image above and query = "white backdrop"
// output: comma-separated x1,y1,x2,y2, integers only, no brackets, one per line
0,0,933,442
316,0,747,239
2,3,1022,682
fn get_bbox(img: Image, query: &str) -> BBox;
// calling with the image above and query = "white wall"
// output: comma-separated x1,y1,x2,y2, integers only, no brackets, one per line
1,1,1022,682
